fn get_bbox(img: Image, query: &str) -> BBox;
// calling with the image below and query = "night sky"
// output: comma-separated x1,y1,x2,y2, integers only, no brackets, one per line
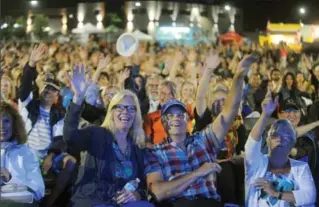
1,0,319,31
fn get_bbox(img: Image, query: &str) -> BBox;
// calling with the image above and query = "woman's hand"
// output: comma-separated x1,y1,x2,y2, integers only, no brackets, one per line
116,190,141,204
92,54,111,83
67,63,90,104
254,178,279,198
29,44,46,67
0,168,11,182
42,154,54,172
261,87,279,117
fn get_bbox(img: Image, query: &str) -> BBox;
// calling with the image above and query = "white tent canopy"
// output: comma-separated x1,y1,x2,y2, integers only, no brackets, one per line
72,23,106,34
133,30,153,41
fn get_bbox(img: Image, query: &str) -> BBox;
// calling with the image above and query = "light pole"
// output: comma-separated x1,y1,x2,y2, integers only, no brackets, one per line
299,7,306,15
30,1,38,7
225,5,231,11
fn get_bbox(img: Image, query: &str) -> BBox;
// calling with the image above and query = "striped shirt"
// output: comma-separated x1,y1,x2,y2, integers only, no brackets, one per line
144,123,225,201
27,106,52,158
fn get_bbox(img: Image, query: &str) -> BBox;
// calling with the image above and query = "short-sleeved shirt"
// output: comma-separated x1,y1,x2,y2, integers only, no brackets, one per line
144,123,225,201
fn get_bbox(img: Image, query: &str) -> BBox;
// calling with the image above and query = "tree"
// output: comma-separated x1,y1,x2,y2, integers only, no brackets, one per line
33,14,49,39
0,16,14,40
13,16,27,38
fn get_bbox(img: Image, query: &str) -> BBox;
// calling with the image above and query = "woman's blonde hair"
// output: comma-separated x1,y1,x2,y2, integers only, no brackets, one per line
101,90,145,148
1,75,16,100
0,101,27,144
180,80,196,103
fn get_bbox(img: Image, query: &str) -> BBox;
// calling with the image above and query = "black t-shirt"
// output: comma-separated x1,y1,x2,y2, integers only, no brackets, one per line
193,107,247,158
193,107,212,133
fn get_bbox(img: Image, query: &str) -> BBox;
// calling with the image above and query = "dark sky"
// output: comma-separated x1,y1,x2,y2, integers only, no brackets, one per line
1,0,319,31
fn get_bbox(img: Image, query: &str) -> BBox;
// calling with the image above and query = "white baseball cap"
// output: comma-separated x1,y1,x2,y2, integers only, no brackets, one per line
116,33,139,57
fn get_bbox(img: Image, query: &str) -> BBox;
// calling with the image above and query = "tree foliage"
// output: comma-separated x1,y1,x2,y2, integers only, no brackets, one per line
33,14,49,39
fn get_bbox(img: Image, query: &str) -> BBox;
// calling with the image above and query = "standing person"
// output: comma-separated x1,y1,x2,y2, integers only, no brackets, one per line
0,101,45,201
245,89,316,206
64,64,153,207
144,54,253,207
18,44,77,206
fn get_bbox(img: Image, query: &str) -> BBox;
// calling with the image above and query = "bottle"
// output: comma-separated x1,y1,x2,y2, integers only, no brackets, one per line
124,178,140,192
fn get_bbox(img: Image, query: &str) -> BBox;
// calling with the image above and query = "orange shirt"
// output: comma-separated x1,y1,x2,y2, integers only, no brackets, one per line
143,104,194,144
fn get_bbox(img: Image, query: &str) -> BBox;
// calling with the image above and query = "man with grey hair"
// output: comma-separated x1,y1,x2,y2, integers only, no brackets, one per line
144,54,255,207
146,74,163,113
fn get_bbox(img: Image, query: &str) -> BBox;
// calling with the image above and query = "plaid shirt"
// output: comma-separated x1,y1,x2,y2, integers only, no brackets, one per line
144,123,225,201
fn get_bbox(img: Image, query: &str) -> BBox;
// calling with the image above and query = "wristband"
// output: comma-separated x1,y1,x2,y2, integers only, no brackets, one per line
278,192,283,200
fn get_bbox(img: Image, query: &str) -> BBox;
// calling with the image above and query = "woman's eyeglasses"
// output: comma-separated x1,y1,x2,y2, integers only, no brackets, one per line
112,105,137,113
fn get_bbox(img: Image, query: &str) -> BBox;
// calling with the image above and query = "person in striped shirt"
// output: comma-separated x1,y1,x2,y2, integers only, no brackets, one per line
18,44,76,206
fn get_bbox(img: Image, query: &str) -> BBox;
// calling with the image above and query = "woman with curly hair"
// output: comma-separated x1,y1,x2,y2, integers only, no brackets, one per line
0,101,45,201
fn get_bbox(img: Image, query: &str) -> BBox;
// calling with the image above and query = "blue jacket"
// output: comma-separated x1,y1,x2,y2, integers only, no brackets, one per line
64,102,147,206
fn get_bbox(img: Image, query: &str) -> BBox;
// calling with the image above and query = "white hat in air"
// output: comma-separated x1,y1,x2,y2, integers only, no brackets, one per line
116,33,139,57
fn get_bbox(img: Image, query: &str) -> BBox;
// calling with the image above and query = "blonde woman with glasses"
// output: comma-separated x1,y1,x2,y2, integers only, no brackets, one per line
63,63,153,207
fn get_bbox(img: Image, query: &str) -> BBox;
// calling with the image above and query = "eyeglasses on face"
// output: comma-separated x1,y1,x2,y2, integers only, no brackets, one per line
112,104,137,113
282,109,300,113
166,113,186,120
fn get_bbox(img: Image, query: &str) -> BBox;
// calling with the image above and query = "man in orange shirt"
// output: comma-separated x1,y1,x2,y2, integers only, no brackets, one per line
143,80,193,145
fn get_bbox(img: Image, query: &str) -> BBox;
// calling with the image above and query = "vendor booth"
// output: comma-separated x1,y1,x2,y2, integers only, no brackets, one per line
219,31,243,45
259,22,302,51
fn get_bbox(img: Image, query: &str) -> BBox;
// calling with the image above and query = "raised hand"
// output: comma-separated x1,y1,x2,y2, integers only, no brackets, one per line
67,63,89,104
187,49,197,62
29,43,46,67
174,50,184,63
119,68,130,84
79,47,88,61
97,54,111,70
261,87,279,117
204,49,220,72
92,54,111,83
235,55,258,78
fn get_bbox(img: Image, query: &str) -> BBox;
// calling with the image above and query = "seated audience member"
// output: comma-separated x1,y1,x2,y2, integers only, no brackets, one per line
0,101,45,201
277,101,319,176
278,72,308,114
244,73,262,111
195,51,249,204
1,75,18,109
143,80,193,145
245,89,316,207
145,74,162,114
145,55,250,207
64,64,153,207
18,44,77,206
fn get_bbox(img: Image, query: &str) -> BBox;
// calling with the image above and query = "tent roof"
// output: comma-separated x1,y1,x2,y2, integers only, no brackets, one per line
219,31,243,41
72,23,106,34
133,30,153,40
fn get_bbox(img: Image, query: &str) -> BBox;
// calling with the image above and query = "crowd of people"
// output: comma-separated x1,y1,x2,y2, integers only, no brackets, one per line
0,38,318,207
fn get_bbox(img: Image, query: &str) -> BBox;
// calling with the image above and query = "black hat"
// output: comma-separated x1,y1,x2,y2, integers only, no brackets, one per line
43,78,61,91
279,99,300,112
